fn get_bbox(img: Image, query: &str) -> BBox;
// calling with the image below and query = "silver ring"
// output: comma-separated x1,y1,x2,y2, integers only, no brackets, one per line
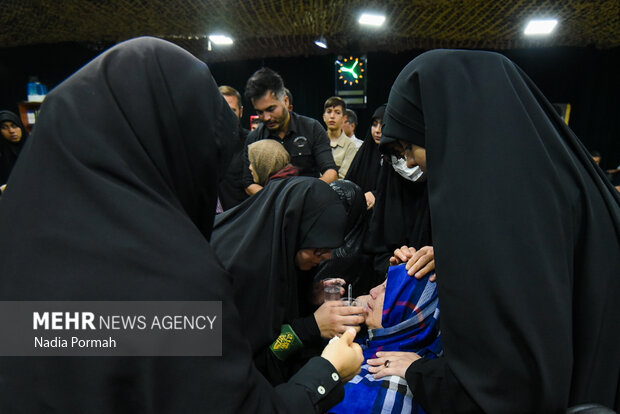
384,360,390,368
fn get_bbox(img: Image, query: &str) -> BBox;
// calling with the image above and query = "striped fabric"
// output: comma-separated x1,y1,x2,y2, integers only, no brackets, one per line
329,264,441,413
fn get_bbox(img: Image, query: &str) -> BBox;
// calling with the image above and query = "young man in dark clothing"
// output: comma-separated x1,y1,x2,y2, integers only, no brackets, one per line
243,68,337,195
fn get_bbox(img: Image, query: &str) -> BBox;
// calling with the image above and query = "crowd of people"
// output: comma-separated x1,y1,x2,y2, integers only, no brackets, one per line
0,37,618,414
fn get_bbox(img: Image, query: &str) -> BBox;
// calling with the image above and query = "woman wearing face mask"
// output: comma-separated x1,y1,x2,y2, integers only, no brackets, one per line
364,143,435,283
381,50,620,413
346,104,436,293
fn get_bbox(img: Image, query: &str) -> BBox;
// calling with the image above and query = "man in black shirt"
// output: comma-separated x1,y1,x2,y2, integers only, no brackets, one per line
217,85,249,210
243,68,337,195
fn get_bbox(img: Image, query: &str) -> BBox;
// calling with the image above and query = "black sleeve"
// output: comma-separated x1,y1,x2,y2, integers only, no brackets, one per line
370,161,388,201
311,122,337,173
243,130,259,188
254,316,323,385
276,356,345,414
290,314,321,345
405,357,482,414
254,340,292,385
372,251,391,278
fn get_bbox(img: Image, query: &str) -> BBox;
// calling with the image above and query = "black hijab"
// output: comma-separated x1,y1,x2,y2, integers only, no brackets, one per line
0,110,28,185
383,50,620,412
364,164,432,274
344,104,385,193
313,180,372,293
0,37,325,413
211,177,347,353
327,179,368,259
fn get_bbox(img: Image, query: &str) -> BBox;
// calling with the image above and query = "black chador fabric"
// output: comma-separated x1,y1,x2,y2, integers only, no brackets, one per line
0,110,28,185
382,50,620,413
211,177,347,357
218,126,250,210
364,166,432,276
316,179,368,268
0,37,343,413
313,179,375,296
344,104,385,194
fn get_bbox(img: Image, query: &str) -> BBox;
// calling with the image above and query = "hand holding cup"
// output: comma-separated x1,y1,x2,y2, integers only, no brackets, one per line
314,299,365,338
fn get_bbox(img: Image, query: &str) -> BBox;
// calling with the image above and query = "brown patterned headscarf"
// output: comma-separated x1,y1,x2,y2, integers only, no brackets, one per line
248,139,290,185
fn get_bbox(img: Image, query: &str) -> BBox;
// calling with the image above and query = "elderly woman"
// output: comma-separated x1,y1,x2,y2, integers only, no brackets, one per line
381,50,620,412
329,263,441,413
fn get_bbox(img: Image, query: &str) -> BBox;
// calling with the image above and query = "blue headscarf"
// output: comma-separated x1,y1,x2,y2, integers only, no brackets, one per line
329,264,441,413
365,263,441,359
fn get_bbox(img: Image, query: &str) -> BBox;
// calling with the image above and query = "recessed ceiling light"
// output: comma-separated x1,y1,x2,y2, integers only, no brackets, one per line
524,19,558,35
359,13,385,27
208,34,234,45
314,36,327,49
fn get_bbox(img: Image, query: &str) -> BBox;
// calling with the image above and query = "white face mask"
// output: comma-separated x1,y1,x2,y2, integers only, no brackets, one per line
391,156,426,182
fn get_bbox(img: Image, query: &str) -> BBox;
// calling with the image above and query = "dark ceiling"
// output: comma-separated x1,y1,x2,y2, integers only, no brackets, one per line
2,0,619,62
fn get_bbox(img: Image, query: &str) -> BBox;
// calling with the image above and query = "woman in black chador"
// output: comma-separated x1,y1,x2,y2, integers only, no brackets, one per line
0,37,362,413
0,110,28,186
346,102,435,294
211,176,356,384
377,50,620,413
345,104,386,208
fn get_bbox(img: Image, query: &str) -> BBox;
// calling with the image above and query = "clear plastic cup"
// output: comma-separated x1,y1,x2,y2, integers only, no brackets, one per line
340,297,358,307
323,278,344,302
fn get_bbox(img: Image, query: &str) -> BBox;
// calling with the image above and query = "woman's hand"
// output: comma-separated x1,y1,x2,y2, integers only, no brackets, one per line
364,191,375,209
314,301,365,338
367,351,421,379
321,328,364,382
389,245,416,266
389,245,436,281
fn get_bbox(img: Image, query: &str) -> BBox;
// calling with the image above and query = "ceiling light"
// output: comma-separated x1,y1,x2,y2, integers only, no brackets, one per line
524,19,558,35
208,34,234,45
314,36,327,49
359,13,385,27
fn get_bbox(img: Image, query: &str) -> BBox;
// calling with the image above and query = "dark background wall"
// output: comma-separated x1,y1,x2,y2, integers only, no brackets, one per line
1,43,619,169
